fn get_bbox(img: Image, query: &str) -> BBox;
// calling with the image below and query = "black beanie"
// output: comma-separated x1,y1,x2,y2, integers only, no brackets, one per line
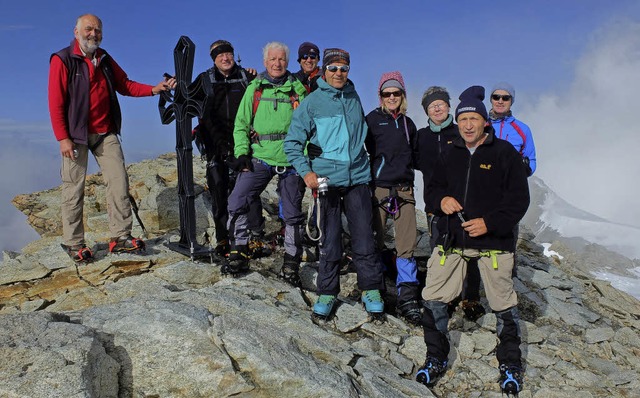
297,42,319,62
322,48,350,69
455,86,488,121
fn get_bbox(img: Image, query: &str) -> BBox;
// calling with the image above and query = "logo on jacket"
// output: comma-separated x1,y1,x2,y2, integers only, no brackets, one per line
480,163,492,170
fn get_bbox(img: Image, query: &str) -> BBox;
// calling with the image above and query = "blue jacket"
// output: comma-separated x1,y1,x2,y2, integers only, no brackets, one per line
285,78,371,188
491,114,537,175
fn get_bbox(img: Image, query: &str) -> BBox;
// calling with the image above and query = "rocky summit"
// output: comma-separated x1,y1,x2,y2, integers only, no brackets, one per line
2,153,640,398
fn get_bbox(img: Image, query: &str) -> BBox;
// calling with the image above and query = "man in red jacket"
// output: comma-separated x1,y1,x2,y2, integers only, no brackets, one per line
48,14,175,262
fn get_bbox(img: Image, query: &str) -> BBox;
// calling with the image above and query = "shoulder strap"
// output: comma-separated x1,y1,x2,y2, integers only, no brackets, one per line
207,67,217,84
509,121,526,155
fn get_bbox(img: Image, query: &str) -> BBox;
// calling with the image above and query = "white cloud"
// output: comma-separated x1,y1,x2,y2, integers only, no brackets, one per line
521,19,640,226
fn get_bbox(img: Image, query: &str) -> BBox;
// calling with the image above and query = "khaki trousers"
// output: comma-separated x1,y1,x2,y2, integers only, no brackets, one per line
61,133,132,245
422,247,517,312
372,186,417,258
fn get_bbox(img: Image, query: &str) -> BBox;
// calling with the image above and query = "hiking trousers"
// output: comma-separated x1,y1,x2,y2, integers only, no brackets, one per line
227,158,305,257
372,186,417,259
316,184,384,295
61,133,132,246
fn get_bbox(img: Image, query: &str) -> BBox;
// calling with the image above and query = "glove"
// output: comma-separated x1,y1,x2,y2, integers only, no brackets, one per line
306,143,323,160
522,156,533,177
226,155,253,172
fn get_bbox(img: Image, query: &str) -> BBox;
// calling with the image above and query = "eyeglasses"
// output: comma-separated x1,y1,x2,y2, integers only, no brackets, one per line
491,94,512,101
325,65,350,73
380,90,403,98
428,103,447,111
301,54,318,60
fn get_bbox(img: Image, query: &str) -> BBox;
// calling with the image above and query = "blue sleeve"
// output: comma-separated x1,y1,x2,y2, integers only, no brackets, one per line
285,103,314,177
521,123,537,175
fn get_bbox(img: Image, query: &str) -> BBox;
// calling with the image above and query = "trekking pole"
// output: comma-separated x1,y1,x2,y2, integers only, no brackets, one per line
128,194,148,238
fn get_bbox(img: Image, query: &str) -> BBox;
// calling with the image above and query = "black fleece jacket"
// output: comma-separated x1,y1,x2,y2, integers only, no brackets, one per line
426,127,530,251
365,108,419,188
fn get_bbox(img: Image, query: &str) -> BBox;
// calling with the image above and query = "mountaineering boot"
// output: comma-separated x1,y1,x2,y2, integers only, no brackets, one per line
223,245,250,275
61,243,93,264
416,356,448,386
312,294,337,320
397,300,422,326
361,290,384,314
109,235,146,253
499,363,523,396
248,232,273,259
279,253,301,287
214,239,230,258
461,299,486,321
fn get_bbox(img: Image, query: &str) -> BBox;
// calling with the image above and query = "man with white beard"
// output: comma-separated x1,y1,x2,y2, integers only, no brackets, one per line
48,14,175,262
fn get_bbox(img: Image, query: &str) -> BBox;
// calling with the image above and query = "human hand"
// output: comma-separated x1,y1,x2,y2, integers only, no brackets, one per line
306,143,323,159
462,218,488,237
440,196,463,215
246,68,257,76
152,74,177,94
60,138,76,160
304,172,319,189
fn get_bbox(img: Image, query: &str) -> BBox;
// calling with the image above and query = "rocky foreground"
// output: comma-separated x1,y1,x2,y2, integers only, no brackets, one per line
2,153,640,398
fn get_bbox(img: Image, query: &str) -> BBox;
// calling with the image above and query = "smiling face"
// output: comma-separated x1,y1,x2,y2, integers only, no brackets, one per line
381,88,403,112
264,48,288,79
457,112,487,148
74,14,102,55
427,100,450,125
490,89,513,117
299,53,319,74
324,62,349,89
213,50,235,75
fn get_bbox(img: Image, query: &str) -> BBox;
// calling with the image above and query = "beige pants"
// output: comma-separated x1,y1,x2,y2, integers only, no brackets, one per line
61,133,132,245
372,186,417,258
422,247,517,312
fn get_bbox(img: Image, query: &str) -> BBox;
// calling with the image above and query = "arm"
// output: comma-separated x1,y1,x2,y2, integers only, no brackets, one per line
521,123,537,175
284,102,314,179
233,82,256,158
109,57,175,97
48,55,70,142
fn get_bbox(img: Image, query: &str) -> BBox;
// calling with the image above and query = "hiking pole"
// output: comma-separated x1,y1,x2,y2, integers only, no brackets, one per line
128,194,147,238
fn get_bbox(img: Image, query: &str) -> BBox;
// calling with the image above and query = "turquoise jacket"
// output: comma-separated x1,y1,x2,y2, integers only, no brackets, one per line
285,78,371,187
233,73,307,166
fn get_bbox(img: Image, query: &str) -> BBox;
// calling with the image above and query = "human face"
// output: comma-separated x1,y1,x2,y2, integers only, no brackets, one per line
214,51,235,75
74,15,102,55
457,112,487,148
381,88,403,112
264,48,288,79
490,89,512,117
427,100,450,125
299,53,319,74
324,61,349,89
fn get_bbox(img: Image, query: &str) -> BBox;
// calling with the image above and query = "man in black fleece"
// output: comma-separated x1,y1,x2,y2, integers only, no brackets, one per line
416,86,529,396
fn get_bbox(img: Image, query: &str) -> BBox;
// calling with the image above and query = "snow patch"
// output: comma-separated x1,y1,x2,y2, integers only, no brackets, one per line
541,243,564,259
591,267,640,300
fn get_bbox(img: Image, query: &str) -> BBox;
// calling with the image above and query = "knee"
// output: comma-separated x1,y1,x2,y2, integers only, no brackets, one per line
495,306,521,337
424,300,449,334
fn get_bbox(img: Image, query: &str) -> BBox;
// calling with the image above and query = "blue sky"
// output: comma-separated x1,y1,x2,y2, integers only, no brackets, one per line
1,0,640,255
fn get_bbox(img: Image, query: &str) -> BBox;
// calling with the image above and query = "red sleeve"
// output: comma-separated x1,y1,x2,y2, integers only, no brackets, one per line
48,55,70,141
109,57,154,97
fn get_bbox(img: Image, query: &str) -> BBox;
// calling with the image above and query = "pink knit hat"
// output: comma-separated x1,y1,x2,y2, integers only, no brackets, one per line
378,71,406,104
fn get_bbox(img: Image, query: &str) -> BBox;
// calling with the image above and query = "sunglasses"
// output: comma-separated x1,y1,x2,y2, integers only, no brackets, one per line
325,65,350,73
491,94,512,101
301,54,318,60
380,90,403,98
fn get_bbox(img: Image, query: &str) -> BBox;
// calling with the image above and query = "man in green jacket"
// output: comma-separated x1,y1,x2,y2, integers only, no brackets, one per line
225,42,307,283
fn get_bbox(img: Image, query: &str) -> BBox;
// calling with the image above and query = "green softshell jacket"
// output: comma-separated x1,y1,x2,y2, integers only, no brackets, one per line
233,74,307,166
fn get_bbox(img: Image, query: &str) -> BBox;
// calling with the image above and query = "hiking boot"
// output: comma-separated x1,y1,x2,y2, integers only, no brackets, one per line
461,299,486,322
223,245,250,275
362,289,384,313
499,364,523,395
248,233,273,259
61,243,93,263
313,294,337,318
214,239,230,258
279,253,301,287
397,300,422,326
416,356,448,386
109,235,146,253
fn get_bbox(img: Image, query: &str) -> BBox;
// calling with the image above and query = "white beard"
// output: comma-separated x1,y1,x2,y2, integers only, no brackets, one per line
80,37,101,54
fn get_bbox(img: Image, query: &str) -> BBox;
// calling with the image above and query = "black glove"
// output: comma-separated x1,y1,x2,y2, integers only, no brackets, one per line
231,155,253,172
522,156,533,177
307,143,323,160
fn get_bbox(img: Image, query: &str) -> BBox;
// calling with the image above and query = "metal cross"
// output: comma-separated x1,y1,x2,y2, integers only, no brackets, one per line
158,36,212,261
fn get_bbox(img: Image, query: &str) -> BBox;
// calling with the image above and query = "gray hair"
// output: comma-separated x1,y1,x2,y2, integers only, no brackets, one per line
75,14,102,30
421,86,451,112
262,42,289,63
